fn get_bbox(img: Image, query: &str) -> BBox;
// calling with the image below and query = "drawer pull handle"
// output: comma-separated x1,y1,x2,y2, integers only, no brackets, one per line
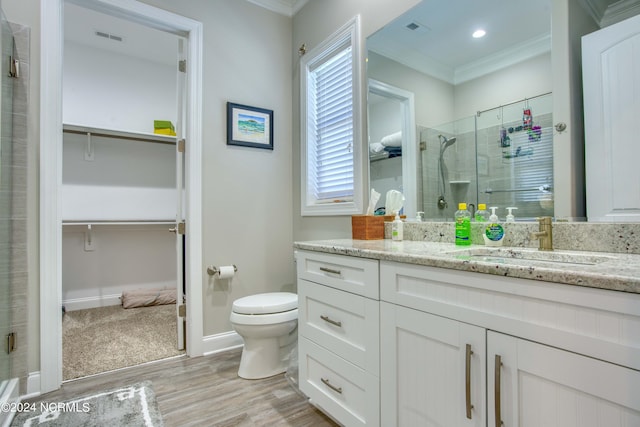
320,315,342,327
495,354,503,427
321,377,343,394
465,344,474,419
319,266,341,275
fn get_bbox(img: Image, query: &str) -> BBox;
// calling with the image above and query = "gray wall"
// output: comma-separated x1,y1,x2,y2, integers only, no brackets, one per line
2,0,294,379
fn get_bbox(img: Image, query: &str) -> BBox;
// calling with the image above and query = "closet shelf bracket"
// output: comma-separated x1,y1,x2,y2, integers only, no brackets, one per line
84,224,95,251
85,132,94,161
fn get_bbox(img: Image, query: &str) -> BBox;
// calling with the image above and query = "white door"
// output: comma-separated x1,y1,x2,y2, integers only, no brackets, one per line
173,38,187,350
583,13,640,222
488,331,640,427
380,302,486,427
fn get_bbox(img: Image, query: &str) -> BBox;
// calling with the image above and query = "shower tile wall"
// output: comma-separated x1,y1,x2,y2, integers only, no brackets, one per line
6,23,28,393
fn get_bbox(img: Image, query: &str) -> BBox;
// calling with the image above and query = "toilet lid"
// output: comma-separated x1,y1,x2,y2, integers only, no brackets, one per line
232,292,297,315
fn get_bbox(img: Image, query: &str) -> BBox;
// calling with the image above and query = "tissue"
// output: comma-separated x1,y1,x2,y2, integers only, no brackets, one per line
366,188,381,215
385,190,405,215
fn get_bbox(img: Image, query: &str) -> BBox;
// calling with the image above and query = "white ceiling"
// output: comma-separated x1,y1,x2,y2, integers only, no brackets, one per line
367,0,552,85
367,0,638,85
64,2,180,66
64,0,636,79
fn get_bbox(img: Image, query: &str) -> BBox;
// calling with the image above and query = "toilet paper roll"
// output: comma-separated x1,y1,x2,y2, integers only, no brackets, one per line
217,265,235,279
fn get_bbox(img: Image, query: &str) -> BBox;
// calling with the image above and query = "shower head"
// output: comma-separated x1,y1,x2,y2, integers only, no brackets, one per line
439,134,457,148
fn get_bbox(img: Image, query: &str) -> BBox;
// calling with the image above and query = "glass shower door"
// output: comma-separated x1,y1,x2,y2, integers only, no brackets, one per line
0,7,14,391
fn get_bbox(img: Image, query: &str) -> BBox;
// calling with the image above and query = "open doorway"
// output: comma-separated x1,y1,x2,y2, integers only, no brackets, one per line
40,0,204,393
60,2,185,380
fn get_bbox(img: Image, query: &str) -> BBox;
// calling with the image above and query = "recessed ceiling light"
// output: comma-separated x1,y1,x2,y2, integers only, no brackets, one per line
472,29,486,39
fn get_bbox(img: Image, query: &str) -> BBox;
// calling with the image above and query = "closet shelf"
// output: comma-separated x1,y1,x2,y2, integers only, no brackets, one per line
63,220,176,226
63,123,176,145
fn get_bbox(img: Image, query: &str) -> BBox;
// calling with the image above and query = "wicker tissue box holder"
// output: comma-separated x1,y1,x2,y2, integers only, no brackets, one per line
351,215,384,240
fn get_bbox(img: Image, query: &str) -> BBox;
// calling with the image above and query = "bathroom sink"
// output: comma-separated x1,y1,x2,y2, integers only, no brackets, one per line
445,247,616,266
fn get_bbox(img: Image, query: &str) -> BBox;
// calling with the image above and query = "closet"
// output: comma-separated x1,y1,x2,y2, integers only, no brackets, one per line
61,2,184,378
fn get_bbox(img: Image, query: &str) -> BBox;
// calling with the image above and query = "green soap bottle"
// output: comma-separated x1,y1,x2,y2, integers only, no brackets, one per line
455,203,472,246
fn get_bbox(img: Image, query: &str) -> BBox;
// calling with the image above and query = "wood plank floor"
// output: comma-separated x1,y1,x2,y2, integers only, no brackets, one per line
25,349,339,427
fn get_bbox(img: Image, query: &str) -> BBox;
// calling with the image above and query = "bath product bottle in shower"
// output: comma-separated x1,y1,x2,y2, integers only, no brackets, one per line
483,207,505,246
475,203,489,222
392,211,403,241
455,203,471,246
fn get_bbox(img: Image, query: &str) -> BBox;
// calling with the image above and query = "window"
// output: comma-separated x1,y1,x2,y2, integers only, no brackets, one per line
301,16,363,216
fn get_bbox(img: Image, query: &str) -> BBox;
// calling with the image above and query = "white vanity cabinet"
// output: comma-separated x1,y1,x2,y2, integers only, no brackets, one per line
296,250,380,427
379,260,640,427
487,331,640,427
380,302,486,426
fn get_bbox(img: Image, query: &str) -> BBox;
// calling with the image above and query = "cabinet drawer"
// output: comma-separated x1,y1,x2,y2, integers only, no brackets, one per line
296,250,379,299
299,279,379,373
299,337,380,427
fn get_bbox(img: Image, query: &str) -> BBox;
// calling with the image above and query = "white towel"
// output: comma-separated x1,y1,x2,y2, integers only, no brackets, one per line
369,142,385,154
381,131,402,147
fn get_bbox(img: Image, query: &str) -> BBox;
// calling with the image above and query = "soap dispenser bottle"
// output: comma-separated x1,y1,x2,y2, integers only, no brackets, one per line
475,203,489,222
455,203,471,246
392,211,403,241
506,207,518,222
483,207,505,246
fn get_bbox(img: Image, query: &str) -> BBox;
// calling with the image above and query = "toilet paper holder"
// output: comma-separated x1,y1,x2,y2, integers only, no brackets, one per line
207,264,238,276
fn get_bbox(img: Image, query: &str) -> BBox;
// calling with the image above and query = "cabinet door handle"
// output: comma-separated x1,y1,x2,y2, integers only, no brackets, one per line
320,315,342,327
495,354,503,427
321,377,343,394
319,266,341,275
465,344,474,419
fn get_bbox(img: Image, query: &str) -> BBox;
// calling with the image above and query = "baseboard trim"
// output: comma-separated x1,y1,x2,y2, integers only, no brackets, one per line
202,331,243,356
24,371,41,399
62,294,122,311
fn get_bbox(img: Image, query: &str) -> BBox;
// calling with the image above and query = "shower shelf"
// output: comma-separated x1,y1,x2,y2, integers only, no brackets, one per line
449,180,471,184
63,123,176,145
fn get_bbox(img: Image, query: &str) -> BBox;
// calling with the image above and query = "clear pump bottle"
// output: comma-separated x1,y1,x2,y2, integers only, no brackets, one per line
475,203,489,222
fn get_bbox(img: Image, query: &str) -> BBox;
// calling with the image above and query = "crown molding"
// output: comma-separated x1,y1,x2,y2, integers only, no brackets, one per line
580,0,640,27
246,0,309,17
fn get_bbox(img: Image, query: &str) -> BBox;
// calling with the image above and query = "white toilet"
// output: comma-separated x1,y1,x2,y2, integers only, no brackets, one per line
230,292,298,379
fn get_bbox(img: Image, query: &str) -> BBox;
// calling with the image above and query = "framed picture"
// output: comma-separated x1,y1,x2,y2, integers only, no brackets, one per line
226,102,273,150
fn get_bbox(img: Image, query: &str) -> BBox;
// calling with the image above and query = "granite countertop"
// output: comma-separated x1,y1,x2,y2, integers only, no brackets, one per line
294,239,640,294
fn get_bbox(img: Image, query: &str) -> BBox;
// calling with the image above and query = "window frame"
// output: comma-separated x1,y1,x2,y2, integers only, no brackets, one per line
300,15,364,216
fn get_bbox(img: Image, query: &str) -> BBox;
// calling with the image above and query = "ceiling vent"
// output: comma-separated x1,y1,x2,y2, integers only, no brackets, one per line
405,21,430,34
95,30,124,42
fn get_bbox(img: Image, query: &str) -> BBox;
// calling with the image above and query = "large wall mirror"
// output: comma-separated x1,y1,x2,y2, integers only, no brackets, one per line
366,0,555,221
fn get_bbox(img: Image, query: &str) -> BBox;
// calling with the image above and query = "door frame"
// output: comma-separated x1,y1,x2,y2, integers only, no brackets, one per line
367,79,417,218
40,0,204,393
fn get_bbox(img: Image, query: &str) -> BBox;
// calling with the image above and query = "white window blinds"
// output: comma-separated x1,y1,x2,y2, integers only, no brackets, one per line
308,45,354,202
300,15,363,216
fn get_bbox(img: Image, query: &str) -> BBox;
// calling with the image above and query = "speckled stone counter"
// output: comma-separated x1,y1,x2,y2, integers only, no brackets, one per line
294,238,640,294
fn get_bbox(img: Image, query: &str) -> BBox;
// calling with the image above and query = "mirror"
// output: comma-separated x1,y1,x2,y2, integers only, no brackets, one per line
367,0,553,221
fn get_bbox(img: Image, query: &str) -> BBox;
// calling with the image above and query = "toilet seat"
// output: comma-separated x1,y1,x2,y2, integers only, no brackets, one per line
230,308,298,326
232,292,297,315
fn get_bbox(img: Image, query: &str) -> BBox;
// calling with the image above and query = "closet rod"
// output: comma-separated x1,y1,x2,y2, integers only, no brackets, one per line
476,91,552,117
63,125,175,145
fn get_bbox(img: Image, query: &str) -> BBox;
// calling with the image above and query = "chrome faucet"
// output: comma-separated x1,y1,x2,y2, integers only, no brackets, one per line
530,216,553,251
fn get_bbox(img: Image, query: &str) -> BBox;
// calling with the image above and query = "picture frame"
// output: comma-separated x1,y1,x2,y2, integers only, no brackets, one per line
226,102,274,150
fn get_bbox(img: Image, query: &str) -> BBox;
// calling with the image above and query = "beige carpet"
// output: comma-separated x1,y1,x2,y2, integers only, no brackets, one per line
63,304,185,380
